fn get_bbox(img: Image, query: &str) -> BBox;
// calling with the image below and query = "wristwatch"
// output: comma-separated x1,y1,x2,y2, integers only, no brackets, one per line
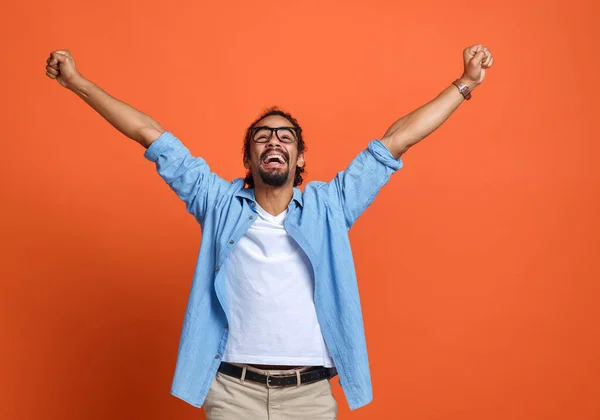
452,79,472,100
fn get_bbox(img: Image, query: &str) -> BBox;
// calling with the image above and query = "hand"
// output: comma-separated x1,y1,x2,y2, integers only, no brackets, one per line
45,50,82,89
460,44,494,89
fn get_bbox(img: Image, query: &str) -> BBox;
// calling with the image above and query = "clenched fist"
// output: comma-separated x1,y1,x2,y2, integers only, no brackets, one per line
45,50,81,89
460,44,494,89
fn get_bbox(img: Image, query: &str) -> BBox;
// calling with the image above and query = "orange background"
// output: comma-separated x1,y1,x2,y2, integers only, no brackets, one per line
2,0,599,419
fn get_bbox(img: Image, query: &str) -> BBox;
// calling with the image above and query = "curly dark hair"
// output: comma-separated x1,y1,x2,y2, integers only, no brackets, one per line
243,107,306,188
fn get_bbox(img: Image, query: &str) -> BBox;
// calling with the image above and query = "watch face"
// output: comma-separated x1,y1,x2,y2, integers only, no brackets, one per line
452,80,470,99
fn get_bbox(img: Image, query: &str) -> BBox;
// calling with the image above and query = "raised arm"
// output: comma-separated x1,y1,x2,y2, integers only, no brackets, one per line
45,49,164,148
381,44,494,159
45,49,232,222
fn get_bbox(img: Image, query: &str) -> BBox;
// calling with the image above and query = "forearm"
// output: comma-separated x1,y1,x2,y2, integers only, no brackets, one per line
382,81,471,159
68,76,164,148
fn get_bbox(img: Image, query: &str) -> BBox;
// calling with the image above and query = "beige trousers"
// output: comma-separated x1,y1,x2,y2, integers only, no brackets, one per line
203,364,338,420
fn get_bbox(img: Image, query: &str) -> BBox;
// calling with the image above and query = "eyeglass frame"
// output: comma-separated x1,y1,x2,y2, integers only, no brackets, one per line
250,126,299,144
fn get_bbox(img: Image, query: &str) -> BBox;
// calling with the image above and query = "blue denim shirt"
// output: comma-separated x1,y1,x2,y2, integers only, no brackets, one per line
144,132,403,410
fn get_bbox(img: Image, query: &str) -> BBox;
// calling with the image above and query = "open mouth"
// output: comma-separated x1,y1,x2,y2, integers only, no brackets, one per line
261,152,287,168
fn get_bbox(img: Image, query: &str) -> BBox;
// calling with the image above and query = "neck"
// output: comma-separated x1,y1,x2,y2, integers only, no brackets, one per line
253,184,294,216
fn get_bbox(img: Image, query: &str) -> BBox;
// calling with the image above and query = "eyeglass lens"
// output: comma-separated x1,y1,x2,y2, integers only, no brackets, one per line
252,127,296,143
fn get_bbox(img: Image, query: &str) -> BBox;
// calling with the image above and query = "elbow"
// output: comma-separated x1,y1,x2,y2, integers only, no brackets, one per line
137,125,165,148
382,133,414,159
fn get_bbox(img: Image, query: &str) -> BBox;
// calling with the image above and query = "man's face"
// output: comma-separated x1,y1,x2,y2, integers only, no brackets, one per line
244,115,304,188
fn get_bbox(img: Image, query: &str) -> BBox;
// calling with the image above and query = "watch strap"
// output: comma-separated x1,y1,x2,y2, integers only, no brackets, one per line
452,79,472,100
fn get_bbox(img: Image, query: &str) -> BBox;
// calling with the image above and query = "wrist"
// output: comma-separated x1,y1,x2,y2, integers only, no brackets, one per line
458,75,479,91
66,74,87,91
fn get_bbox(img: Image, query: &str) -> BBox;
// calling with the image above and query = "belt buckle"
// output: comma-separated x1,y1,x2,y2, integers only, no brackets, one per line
266,374,274,389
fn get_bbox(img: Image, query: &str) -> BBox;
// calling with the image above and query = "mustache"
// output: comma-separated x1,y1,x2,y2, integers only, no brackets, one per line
260,148,290,163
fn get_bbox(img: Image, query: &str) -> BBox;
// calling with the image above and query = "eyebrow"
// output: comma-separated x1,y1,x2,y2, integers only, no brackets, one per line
252,125,296,129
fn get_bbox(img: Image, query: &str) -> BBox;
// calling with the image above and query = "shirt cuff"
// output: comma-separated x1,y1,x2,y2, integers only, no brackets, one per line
368,140,404,171
143,131,180,162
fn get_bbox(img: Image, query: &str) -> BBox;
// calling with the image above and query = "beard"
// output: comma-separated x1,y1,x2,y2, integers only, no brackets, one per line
258,166,290,187
257,148,292,187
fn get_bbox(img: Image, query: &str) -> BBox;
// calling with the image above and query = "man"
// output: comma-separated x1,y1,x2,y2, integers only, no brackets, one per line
45,44,493,419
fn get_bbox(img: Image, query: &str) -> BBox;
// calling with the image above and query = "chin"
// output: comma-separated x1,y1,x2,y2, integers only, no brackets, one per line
258,168,290,188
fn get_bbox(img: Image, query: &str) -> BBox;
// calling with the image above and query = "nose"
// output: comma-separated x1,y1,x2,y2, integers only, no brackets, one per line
266,131,283,148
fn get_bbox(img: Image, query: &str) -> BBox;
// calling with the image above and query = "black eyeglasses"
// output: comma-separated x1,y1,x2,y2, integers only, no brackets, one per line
251,126,298,144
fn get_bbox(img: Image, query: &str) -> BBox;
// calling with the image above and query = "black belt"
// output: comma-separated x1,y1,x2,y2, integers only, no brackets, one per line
218,362,337,388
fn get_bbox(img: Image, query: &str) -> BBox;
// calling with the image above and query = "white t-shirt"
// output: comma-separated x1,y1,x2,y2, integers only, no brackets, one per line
221,203,334,367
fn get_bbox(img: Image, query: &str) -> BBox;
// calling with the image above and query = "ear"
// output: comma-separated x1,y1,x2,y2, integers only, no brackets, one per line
243,157,250,170
297,153,305,168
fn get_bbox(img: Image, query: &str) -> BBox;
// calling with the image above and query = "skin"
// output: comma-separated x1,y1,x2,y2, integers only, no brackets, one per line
44,44,493,217
243,115,305,216
45,44,493,369
381,45,493,159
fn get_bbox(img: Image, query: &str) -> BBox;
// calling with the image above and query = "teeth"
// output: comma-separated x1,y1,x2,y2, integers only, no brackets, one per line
264,154,285,164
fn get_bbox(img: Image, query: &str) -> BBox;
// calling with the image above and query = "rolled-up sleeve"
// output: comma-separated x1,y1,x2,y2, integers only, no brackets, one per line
144,132,231,222
324,140,403,230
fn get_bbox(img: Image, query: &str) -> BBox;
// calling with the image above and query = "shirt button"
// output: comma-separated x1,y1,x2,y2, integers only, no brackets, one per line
229,240,234,244
251,202,256,208
215,267,220,272
249,216,254,220
224,324,229,329
215,354,220,359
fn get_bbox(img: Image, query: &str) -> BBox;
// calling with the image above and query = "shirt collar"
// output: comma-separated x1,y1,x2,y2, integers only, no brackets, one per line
234,182,304,208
